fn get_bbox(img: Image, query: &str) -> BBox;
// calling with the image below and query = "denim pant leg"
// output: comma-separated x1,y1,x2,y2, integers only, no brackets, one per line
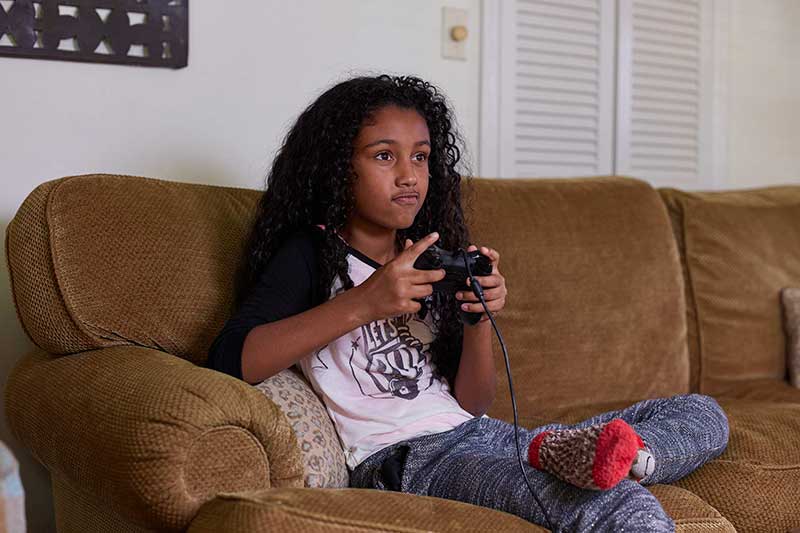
352,418,674,533
539,394,731,485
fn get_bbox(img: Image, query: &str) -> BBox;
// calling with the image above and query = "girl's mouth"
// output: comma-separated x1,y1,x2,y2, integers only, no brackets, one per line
393,195,419,206
393,192,419,206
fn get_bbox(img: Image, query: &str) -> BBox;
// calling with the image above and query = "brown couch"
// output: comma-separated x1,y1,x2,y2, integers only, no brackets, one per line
4,174,799,532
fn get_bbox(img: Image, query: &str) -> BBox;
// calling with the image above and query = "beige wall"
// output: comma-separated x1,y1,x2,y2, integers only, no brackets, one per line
726,0,800,187
0,1,480,530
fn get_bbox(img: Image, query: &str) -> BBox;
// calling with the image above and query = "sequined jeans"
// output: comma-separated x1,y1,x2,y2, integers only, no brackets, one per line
349,394,729,532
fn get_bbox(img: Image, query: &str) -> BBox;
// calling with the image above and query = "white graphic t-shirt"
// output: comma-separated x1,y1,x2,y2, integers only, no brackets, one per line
297,249,475,469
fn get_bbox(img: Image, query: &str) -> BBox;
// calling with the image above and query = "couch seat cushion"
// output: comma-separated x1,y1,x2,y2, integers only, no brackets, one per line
649,485,735,533
673,399,800,533
187,488,547,532
187,485,735,533
188,485,736,533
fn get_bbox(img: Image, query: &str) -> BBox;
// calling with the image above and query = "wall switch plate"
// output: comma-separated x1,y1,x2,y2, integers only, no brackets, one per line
442,7,468,60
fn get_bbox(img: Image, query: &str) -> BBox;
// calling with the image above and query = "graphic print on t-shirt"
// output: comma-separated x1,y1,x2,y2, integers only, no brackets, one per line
348,313,436,400
311,345,329,370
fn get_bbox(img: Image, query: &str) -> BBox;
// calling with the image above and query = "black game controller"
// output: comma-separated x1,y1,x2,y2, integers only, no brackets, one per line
414,244,493,325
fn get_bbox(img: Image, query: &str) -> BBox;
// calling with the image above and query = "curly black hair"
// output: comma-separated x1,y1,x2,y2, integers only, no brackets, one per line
236,74,473,388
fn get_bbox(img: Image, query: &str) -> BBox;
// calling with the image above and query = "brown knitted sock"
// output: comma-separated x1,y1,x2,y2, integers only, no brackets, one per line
528,418,644,490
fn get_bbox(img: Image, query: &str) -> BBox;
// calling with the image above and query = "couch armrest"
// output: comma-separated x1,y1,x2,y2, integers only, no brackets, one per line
3,346,304,531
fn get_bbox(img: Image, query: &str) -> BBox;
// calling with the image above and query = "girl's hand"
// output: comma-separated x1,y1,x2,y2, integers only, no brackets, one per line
456,245,506,323
355,232,446,323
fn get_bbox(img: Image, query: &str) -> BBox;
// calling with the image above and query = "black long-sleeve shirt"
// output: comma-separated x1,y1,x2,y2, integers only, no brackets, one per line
206,228,323,380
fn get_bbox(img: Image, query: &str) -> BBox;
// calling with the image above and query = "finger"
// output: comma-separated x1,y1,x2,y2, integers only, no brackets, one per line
460,299,504,314
460,301,487,313
481,246,500,267
410,268,446,284
402,232,440,261
456,287,508,305
469,274,503,288
406,301,422,314
410,284,434,299
455,291,478,302
405,239,413,250
395,300,424,316
467,244,478,252
457,286,504,302
477,286,505,302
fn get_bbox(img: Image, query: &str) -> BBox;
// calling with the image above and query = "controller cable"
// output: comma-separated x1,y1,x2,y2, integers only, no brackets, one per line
460,250,553,531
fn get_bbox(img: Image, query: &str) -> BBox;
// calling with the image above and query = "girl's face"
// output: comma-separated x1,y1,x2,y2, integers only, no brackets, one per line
348,105,430,234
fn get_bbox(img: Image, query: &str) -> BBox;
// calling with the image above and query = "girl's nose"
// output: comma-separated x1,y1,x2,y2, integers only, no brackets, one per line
396,160,418,186
397,173,418,186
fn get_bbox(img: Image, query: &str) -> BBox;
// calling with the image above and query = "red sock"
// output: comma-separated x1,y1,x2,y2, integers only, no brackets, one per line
528,419,644,490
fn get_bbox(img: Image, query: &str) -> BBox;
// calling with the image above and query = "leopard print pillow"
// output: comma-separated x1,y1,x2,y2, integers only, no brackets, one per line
253,366,349,487
781,287,800,389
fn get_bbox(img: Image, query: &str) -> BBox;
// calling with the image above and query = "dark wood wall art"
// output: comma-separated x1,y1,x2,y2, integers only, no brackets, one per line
0,0,188,68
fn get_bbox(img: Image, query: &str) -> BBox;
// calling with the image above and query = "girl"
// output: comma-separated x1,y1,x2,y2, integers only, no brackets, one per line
208,74,729,532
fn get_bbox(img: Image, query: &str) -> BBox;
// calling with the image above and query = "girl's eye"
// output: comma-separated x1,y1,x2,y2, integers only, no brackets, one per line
375,152,393,161
414,152,429,162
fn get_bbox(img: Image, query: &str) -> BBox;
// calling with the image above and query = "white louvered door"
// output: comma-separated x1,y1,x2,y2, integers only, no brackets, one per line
497,0,617,178
615,0,714,187
483,0,719,187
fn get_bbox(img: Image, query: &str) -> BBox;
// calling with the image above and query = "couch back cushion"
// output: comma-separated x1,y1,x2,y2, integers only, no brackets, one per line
659,187,800,394
466,177,689,416
6,174,259,363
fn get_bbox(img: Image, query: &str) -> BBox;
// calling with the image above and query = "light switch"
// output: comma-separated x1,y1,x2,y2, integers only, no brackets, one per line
442,7,468,60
